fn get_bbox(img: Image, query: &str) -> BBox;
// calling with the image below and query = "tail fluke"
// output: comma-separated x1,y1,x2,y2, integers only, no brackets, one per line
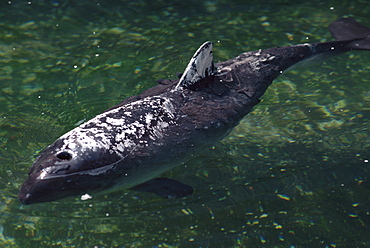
329,17,370,50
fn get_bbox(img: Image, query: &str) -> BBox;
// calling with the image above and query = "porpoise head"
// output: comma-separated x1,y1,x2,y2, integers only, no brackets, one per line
18,138,123,205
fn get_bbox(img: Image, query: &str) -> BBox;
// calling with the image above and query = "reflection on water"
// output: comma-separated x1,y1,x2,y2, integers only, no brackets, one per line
1,0,370,247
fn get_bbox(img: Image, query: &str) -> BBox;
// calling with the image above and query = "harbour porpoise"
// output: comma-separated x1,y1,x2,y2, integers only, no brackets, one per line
18,18,370,204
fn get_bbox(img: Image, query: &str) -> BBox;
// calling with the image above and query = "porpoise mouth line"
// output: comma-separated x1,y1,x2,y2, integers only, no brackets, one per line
37,156,126,180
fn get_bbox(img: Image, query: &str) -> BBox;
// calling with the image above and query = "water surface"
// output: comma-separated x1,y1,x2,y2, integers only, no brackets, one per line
1,0,369,247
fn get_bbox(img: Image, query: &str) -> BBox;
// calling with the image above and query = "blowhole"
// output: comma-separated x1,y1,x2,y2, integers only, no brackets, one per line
56,151,72,161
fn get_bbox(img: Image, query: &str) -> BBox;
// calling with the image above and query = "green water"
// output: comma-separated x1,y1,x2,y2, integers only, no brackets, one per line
1,0,370,247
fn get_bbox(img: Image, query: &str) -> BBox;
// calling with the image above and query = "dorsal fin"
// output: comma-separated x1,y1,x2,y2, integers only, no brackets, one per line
175,41,214,90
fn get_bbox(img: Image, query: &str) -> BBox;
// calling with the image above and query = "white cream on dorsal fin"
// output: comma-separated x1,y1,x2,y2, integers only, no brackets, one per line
174,41,214,90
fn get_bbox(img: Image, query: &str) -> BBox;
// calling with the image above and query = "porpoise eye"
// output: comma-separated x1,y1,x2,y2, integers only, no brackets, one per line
56,151,72,161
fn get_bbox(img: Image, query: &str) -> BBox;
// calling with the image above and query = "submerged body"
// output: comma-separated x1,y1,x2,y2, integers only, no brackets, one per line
19,18,370,204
